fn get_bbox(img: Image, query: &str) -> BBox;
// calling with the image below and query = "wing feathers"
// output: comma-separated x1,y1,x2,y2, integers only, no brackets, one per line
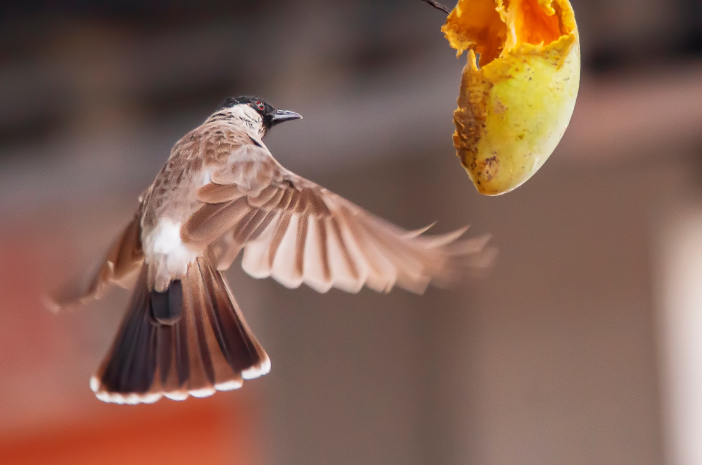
49,212,144,311
294,213,309,280
183,197,250,249
301,217,333,293
267,212,292,271
184,150,494,296
325,216,364,292
271,215,304,288
197,183,245,204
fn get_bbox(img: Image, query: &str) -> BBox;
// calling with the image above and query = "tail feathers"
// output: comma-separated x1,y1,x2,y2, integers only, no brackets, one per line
91,258,270,404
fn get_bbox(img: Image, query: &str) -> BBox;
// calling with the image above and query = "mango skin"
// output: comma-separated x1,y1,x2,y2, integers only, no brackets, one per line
445,0,580,196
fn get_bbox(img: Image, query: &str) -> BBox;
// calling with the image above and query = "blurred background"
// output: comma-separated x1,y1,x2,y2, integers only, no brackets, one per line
0,0,701,464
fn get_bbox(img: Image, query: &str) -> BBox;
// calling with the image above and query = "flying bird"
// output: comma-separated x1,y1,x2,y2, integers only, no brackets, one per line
50,96,494,404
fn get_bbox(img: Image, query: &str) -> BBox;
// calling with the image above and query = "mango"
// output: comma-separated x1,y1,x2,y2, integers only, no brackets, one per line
443,0,580,195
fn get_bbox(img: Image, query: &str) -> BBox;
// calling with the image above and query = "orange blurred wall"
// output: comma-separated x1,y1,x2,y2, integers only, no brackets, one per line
0,397,261,465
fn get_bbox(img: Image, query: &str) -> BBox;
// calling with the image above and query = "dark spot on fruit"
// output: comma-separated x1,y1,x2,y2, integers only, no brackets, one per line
477,156,499,182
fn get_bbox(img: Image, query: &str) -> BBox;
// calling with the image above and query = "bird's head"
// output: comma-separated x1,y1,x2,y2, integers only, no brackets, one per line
216,96,302,137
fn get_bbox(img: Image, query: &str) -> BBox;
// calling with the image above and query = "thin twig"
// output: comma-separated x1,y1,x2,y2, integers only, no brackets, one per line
421,0,451,15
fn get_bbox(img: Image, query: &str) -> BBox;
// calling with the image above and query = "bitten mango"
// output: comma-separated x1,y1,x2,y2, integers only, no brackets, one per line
443,0,580,195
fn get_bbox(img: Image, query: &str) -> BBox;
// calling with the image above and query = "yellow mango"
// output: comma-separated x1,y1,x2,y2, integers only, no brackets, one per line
442,0,580,195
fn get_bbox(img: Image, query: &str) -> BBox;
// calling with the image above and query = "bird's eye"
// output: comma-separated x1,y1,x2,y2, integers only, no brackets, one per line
255,101,265,111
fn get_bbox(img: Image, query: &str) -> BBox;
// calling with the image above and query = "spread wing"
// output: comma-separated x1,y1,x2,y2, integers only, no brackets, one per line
48,206,145,311
182,145,494,295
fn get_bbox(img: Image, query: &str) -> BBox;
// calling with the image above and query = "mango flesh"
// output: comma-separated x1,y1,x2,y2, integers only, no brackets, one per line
443,0,580,195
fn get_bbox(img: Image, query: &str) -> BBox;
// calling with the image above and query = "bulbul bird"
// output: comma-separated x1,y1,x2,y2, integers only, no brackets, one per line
50,96,494,404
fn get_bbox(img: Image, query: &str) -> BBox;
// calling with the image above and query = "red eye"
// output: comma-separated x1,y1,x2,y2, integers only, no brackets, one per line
256,101,265,111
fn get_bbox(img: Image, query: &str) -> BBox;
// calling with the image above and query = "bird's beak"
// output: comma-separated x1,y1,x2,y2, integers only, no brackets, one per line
270,109,302,126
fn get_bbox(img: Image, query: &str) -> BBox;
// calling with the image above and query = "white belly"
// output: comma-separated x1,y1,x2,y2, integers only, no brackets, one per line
143,218,199,291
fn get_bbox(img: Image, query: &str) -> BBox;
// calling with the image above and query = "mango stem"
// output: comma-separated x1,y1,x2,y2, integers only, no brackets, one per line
421,0,451,15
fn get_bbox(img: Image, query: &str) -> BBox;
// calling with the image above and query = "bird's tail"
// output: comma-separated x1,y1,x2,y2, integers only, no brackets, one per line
91,256,270,404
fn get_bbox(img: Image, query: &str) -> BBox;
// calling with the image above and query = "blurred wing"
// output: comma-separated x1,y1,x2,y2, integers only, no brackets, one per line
48,210,144,311
182,147,494,295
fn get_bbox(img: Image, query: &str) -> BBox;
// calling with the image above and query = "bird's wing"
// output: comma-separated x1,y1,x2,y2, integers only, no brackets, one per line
182,145,494,295
48,207,145,311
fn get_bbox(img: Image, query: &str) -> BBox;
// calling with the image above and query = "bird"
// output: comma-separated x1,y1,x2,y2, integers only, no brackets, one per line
49,96,495,405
